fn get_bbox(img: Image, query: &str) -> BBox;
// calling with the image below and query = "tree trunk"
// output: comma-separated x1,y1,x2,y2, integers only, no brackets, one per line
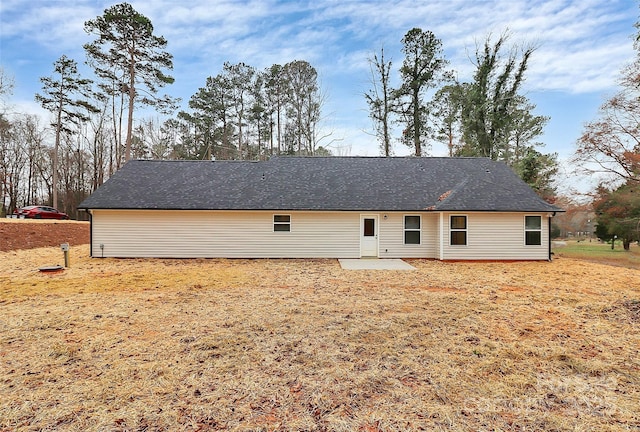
53,107,62,208
125,47,136,162
125,84,135,162
413,87,421,156
269,115,274,156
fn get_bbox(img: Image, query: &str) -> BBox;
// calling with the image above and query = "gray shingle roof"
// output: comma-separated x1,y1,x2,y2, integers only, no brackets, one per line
77,156,562,213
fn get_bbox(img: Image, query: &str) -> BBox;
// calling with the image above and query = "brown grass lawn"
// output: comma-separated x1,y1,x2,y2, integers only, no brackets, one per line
0,245,639,431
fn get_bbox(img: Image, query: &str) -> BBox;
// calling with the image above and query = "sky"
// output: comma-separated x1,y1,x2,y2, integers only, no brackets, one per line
0,0,638,194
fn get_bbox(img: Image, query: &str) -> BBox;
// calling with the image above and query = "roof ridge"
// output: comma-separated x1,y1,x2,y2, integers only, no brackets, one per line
129,159,259,163
271,155,491,159
435,174,560,212
432,177,470,210
469,175,549,202
127,156,495,162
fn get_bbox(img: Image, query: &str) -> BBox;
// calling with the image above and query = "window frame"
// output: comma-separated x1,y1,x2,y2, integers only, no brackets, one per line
363,217,375,237
403,214,421,245
449,215,468,246
273,214,291,232
524,215,542,246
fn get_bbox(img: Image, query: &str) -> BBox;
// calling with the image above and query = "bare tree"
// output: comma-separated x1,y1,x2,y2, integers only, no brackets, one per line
574,90,640,184
0,68,14,215
365,47,394,156
0,67,14,114
35,55,95,208
0,115,33,214
573,15,640,186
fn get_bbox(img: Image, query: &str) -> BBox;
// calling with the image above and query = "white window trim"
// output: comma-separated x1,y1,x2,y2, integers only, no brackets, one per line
449,214,468,246
273,214,291,233
403,214,421,245
524,215,542,246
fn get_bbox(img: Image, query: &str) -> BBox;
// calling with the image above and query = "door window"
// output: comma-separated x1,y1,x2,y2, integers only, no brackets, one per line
363,218,375,236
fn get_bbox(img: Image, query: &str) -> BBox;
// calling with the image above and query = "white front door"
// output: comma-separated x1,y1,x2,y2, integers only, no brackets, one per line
360,215,379,257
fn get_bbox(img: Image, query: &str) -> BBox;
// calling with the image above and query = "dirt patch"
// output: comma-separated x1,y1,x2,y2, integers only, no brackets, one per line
0,220,89,251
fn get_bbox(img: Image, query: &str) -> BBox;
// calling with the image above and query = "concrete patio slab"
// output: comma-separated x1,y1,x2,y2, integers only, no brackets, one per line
338,258,416,270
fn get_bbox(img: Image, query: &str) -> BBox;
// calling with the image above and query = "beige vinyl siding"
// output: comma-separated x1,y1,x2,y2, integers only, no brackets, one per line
377,213,438,258
441,212,550,260
91,210,360,258
90,209,549,260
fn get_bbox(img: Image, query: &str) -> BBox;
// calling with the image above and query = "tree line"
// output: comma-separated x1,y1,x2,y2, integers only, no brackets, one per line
1,7,557,220
0,3,328,219
572,14,640,250
365,28,557,201
2,0,637,243
176,60,328,162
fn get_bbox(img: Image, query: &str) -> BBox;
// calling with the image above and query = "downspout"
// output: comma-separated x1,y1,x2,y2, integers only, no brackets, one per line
548,212,555,261
85,209,93,258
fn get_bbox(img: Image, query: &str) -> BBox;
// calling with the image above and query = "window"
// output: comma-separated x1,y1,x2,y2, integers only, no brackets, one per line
450,215,467,246
273,214,291,232
525,215,542,245
404,215,421,244
363,218,375,236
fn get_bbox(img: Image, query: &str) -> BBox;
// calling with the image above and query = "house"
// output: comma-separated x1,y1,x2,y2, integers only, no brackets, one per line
77,156,562,260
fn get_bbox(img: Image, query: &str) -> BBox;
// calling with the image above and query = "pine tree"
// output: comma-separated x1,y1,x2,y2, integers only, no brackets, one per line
35,55,96,209
84,2,176,162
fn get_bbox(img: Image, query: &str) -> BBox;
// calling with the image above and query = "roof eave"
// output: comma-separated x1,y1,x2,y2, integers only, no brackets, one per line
78,206,564,212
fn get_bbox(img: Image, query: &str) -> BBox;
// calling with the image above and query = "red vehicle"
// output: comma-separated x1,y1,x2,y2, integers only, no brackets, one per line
13,205,70,220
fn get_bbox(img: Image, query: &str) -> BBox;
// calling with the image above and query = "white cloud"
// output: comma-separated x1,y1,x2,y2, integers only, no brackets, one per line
529,41,632,93
1,2,97,51
6,0,631,95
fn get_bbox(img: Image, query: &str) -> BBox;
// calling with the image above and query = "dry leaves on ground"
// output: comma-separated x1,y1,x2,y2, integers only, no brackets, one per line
0,245,639,431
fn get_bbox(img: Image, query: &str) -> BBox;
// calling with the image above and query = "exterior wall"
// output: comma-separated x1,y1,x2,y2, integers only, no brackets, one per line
90,210,362,258
440,212,551,261
89,209,550,260
377,213,438,258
